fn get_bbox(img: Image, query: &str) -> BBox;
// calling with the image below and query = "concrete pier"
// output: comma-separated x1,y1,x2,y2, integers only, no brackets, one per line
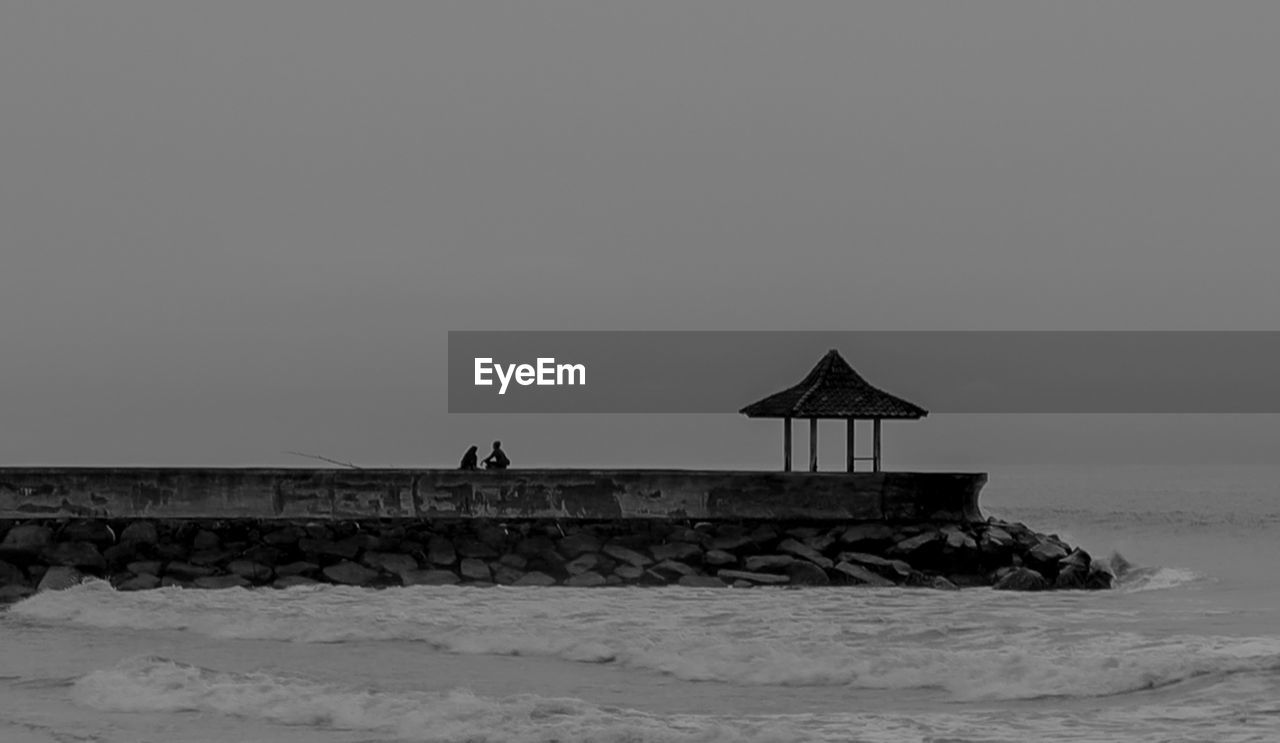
0,468,986,522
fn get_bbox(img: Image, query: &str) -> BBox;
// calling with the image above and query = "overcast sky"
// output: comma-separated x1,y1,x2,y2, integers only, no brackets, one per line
3,2,1278,468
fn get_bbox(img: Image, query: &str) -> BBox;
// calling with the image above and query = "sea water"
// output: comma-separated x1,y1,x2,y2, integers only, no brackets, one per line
3,464,1280,742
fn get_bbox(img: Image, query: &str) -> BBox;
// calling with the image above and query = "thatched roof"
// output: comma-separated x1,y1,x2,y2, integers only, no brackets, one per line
739,349,927,420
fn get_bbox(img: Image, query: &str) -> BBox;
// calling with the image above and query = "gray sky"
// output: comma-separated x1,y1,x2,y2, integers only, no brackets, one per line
2,2,1278,468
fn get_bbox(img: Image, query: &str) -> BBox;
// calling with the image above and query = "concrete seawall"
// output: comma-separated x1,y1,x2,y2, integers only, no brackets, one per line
0,468,987,522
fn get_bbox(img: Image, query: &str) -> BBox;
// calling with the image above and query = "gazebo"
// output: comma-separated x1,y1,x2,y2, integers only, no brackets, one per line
740,348,927,472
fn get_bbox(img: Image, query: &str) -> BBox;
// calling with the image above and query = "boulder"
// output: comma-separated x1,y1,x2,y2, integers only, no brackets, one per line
838,523,896,548
37,566,85,592
650,542,703,563
557,532,602,558
513,571,557,587
189,549,237,567
831,562,896,587
605,574,624,586
613,565,644,581
515,536,556,557
603,544,652,568
748,525,780,545
0,559,25,586
1085,565,1114,590
704,549,737,567
192,530,221,551
227,560,274,583
716,569,789,585
0,585,35,603
126,560,164,576
802,534,837,554
650,560,697,579
274,575,321,588
677,575,726,588
400,568,459,586
928,576,960,591
299,539,359,560
0,525,54,556
262,527,304,545
322,561,380,586
119,521,159,545
362,551,418,576
455,539,500,560
165,562,215,580
102,543,142,567
1054,564,1088,590
564,571,606,587
785,561,830,586
709,535,753,552
992,567,1049,591
492,565,525,585
777,539,834,569
838,552,913,580
117,574,161,591
427,537,457,566
978,526,1016,556
160,576,190,589
194,575,251,590
890,531,943,564
1027,540,1069,566
743,554,797,573
60,521,116,546
42,542,106,570
275,561,320,577
497,553,528,570
459,558,491,582
564,553,600,575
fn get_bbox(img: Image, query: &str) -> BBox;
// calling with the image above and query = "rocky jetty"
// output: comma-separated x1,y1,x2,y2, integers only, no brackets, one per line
0,517,1113,600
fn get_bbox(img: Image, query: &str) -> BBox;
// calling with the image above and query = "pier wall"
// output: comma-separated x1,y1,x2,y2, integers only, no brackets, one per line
0,468,986,522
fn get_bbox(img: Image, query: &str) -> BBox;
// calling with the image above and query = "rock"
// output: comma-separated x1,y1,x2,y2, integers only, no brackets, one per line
993,567,1049,591
455,539,499,560
363,551,418,576
890,531,943,562
299,539,359,560
650,560,697,579
37,566,85,592
613,565,644,581
557,532,602,558
0,559,25,586
322,561,380,586
838,552,913,579
564,571,606,587
194,575,251,590
650,542,702,563
785,527,821,540
743,554,797,573
262,527,303,545
102,543,141,566
60,521,116,546
602,544,652,568
189,549,237,567
274,576,321,588
944,530,978,551
0,585,35,602
928,576,960,591
160,576,189,588
192,530,221,551
0,525,54,556
564,553,600,575
786,561,830,586
777,539,834,569
276,561,320,577
704,549,737,567
513,571,557,587
831,562,896,587
515,536,556,557
119,522,159,545
979,526,1016,555
1060,548,1092,569
402,569,461,586
497,553,528,570
749,525,779,545
427,537,457,566
709,535,753,552
1027,540,1069,566
1085,565,1114,590
42,542,106,570
677,575,727,588
947,573,991,588
717,569,789,585
154,543,189,561
126,560,164,576
838,523,896,548
604,574,624,586
1054,564,1088,589
460,558,492,581
492,566,524,585
166,561,215,580
117,574,161,591
802,534,837,554
227,560,274,583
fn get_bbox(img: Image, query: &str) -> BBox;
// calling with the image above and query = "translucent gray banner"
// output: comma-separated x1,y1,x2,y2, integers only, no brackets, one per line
448,331,1280,413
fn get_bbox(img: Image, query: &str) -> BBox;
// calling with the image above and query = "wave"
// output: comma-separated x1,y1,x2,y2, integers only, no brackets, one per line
1101,552,1206,592
72,656,796,743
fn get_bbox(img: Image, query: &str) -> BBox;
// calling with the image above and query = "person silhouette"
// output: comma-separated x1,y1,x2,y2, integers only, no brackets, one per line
459,445,479,471
482,440,510,470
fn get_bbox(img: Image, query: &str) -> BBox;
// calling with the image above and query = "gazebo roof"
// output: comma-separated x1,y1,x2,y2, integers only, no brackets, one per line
739,349,928,420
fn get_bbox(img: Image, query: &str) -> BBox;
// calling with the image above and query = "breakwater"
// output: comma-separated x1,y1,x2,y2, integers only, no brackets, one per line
0,468,1112,599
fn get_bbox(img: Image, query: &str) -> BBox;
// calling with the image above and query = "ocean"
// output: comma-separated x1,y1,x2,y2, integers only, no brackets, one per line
3,464,1279,742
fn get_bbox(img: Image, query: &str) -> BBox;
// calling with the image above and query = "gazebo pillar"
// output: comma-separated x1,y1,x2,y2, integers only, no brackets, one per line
873,418,882,472
783,417,792,472
809,418,818,472
846,419,855,472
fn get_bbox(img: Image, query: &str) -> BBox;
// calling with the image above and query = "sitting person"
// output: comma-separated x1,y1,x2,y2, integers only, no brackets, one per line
459,445,479,471
482,440,510,470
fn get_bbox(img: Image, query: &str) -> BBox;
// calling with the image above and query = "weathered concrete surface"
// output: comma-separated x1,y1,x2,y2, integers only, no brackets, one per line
0,468,985,522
